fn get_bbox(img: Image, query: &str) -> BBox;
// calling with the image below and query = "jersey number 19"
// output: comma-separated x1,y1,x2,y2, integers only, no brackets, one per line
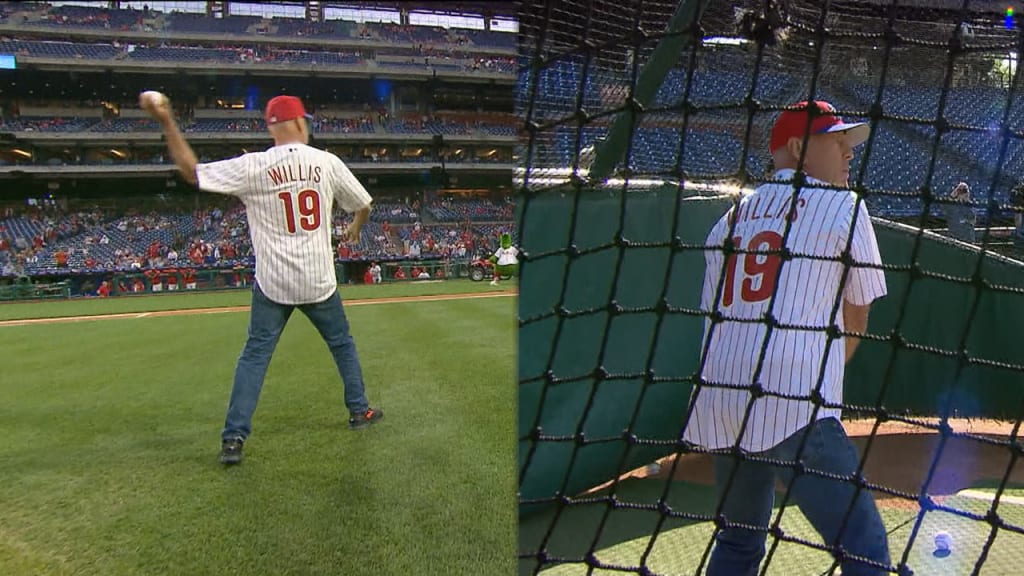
277,190,321,234
721,230,784,307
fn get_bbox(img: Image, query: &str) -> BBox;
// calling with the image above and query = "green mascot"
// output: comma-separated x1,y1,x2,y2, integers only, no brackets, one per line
488,233,518,287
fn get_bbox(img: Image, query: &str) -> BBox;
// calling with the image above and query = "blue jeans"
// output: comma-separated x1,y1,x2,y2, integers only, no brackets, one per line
707,417,891,576
222,283,370,441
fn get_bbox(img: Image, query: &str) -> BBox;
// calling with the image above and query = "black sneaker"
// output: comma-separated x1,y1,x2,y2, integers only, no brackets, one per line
349,407,384,430
220,437,244,465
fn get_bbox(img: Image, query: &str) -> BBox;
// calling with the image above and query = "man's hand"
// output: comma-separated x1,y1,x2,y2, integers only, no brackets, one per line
139,91,173,125
842,300,871,363
342,225,362,245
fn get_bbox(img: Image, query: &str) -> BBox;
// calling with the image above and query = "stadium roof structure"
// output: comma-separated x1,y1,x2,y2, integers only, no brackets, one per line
325,1,516,18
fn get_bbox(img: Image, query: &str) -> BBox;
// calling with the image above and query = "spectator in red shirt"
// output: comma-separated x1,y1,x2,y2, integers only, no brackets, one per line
97,281,111,298
55,249,68,267
394,267,406,280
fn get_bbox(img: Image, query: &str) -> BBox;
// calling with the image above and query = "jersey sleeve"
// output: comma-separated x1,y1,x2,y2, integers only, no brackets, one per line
330,155,373,213
843,200,887,306
195,154,250,196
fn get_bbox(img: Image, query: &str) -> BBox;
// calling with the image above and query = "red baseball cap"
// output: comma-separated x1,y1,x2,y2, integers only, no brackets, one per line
265,95,313,125
769,100,869,153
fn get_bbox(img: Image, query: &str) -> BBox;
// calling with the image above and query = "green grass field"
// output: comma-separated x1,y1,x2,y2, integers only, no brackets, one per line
520,478,1024,575
0,281,515,576
0,279,508,321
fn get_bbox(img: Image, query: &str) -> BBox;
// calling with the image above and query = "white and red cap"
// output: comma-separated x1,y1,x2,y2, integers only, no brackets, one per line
265,95,313,125
769,100,869,153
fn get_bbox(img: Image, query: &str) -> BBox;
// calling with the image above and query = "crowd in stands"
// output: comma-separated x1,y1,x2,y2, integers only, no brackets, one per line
525,51,1024,220
1,3,516,56
427,197,515,222
0,196,517,277
0,110,515,139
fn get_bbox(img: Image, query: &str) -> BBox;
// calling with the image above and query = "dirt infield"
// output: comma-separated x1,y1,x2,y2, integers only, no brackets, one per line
0,290,517,328
609,418,1024,511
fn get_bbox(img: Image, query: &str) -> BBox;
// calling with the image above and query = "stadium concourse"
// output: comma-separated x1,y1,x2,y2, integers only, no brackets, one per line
0,1,517,297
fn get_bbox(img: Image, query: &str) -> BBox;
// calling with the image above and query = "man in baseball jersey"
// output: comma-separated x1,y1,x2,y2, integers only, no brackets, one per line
140,91,383,466
683,101,890,575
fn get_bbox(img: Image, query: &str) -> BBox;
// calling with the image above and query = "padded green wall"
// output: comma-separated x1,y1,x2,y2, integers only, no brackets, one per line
518,186,1024,515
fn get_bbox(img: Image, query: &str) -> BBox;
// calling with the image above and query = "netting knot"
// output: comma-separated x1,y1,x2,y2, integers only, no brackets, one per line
714,513,729,529
614,233,628,248
948,28,966,54
625,95,646,115
986,509,1004,528
584,552,599,568
889,330,906,349
937,419,953,438
645,368,657,383
593,366,608,381
655,298,670,316
832,544,848,564
749,382,766,399
574,431,586,446
933,117,949,136
810,389,825,407
567,243,580,257
918,493,936,511
762,312,778,329
544,369,557,384
608,300,623,316
877,408,891,423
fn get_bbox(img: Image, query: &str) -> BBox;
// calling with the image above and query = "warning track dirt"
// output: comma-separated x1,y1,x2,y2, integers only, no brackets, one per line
0,290,517,328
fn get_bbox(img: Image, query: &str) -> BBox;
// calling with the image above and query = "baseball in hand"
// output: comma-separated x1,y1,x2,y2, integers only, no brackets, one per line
139,90,169,115
934,531,952,552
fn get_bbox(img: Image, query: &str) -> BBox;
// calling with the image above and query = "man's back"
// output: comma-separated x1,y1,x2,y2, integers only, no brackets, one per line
684,169,884,451
196,143,372,305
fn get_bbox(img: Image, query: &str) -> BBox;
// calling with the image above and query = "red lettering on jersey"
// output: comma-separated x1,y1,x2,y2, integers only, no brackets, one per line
286,165,296,181
268,166,285,186
297,164,305,181
786,198,807,222
749,197,762,221
759,195,777,220
313,166,322,183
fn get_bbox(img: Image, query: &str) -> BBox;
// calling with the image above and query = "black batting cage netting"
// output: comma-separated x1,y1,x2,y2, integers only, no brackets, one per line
517,1,1024,575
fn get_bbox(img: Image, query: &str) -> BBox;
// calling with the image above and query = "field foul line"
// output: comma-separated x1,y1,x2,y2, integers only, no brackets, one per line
0,291,516,327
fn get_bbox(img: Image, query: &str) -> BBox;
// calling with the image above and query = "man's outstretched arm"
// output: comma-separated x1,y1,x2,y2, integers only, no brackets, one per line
140,91,198,186
160,117,199,187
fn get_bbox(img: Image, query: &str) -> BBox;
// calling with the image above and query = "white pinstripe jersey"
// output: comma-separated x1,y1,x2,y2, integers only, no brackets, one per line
195,143,372,305
682,169,887,452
